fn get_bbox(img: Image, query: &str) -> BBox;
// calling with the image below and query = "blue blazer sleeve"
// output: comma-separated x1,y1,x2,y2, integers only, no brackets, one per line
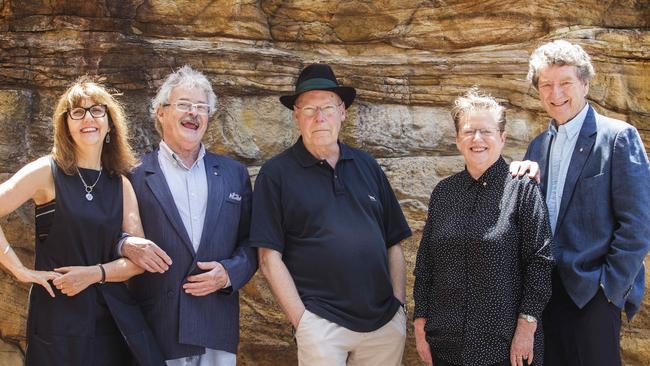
600,127,650,306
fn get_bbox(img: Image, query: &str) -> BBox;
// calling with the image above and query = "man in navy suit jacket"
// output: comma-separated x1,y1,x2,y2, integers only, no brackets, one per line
120,65,257,365
514,40,650,366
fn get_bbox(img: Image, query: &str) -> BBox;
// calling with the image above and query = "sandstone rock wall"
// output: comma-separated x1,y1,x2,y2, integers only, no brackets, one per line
1,1,649,364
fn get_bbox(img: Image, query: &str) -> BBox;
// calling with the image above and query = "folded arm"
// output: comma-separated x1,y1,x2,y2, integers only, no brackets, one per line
53,177,161,296
119,177,173,274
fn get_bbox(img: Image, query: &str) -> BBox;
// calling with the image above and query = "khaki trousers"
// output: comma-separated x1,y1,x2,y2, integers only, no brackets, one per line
295,307,407,366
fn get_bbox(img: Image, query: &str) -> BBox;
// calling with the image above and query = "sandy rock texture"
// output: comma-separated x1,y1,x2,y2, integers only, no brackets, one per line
1,0,649,364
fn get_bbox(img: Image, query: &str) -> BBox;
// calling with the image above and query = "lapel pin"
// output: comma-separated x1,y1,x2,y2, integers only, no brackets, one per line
579,147,584,152
213,170,219,175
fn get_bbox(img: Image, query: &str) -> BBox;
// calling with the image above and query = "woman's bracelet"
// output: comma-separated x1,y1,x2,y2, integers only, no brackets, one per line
98,263,106,284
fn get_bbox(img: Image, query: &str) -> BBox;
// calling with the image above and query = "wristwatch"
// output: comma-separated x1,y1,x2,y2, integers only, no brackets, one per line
518,313,537,323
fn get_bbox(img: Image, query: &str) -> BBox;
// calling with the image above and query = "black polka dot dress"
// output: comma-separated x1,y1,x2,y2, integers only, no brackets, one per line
413,157,554,365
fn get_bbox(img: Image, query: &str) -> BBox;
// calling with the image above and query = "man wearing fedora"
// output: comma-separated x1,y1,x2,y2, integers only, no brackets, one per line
247,63,412,365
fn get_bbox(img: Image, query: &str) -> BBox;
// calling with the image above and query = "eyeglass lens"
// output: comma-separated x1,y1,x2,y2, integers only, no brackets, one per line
461,128,500,137
69,104,107,120
297,103,341,117
173,101,210,115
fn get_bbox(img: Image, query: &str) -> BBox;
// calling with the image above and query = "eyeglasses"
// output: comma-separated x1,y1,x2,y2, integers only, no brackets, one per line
163,101,211,115
294,102,343,118
460,128,502,138
67,104,107,120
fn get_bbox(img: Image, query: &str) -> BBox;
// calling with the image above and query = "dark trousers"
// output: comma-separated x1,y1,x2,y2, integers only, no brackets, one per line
431,354,509,366
543,270,622,366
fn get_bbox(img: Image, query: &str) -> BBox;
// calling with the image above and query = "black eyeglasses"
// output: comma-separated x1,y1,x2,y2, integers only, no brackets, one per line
67,104,107,120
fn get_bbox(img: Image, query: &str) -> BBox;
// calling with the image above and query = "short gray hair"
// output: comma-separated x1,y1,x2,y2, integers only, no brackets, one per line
451,87,506,133
527,40,595,89
150,65,217,135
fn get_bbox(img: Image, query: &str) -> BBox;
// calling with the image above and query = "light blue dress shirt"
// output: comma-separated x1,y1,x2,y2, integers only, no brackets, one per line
157,141,208,252
546,103,589,233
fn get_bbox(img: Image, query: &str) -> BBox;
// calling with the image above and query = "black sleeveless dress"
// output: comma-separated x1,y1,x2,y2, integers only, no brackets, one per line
26,159,165,366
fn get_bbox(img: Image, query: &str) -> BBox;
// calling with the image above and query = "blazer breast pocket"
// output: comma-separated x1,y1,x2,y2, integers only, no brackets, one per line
579,172,608,198
578,172,610,229
222,195,243,227
582,172,606,185
225,197,242,207
225,191,243,205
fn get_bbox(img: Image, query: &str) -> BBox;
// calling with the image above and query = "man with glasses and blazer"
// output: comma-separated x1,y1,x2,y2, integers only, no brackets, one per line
119,65,257,366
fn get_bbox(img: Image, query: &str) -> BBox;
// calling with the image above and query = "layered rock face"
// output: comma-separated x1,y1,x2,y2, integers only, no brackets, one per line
1,1,649,364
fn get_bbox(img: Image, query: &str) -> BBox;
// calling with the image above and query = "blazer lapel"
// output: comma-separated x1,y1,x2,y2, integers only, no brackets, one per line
538,131,553,197
555,106,598,233
143,152,195,257
197,154,224,254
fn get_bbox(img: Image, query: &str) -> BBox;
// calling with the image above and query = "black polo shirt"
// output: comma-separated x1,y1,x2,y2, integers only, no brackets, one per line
248,137,412,332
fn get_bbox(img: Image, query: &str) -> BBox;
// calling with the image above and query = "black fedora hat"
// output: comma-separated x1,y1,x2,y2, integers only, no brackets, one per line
280,63,356,110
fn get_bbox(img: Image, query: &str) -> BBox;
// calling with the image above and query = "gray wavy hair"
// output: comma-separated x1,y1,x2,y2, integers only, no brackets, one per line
150,65,218,135
451,87,506,133
527,40,595,89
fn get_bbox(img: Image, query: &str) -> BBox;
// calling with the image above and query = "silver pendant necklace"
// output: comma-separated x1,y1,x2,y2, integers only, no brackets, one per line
76,167,102,201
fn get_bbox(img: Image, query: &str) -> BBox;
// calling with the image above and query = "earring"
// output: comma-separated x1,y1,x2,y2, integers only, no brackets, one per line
105,133,111,144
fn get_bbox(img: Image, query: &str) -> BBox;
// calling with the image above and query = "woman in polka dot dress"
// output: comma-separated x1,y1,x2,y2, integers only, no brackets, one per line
413,89,554,366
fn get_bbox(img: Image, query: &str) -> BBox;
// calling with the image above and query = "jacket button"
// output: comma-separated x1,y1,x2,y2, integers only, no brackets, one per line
167,290,175,298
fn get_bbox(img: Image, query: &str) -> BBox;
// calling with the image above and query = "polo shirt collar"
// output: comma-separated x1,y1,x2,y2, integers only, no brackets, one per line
291,136,354,168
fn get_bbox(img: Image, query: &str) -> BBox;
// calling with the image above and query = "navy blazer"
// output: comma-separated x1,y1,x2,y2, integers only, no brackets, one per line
128,150,257,359
524,105,650,319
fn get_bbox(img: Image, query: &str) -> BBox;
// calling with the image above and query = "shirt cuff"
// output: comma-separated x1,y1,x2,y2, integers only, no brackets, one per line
115,233,131,258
